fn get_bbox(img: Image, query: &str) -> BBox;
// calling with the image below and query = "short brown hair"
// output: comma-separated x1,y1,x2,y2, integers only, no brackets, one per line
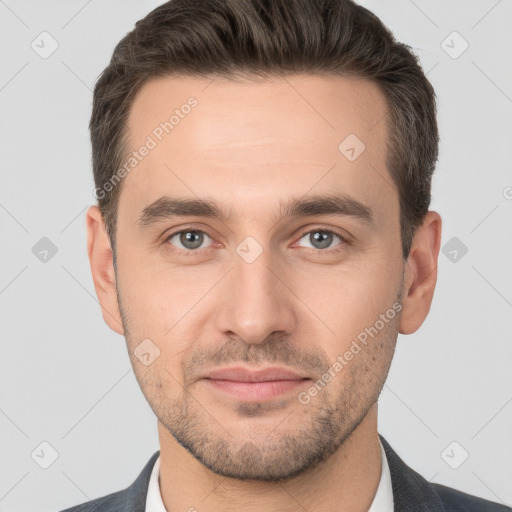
90,0,439,261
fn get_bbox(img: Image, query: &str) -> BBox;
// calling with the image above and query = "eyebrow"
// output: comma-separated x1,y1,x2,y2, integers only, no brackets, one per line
136,193,374,228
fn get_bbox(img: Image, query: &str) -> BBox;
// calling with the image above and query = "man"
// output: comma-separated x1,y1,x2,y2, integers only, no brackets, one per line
60,0,510,510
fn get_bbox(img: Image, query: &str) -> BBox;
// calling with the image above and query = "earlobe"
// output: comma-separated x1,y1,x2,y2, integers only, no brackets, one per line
399,211,442,335
86,205,124,335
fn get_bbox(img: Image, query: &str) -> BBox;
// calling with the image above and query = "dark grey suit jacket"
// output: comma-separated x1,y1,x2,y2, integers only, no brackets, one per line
59,435,511,511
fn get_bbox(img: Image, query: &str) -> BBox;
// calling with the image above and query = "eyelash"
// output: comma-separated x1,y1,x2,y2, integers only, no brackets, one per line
163,225,349,256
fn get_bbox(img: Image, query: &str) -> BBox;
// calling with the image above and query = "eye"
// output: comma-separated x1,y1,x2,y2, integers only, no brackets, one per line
163,226,348,256
294,228,347,252
165,228,214,253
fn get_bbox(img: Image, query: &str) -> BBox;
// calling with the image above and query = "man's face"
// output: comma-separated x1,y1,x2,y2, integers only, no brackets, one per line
113,74,405,480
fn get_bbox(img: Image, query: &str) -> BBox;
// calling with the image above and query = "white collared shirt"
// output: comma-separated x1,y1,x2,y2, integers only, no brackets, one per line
146,438,394,511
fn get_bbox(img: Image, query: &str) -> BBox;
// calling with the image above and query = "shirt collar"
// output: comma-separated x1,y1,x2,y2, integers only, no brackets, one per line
369,437,394,511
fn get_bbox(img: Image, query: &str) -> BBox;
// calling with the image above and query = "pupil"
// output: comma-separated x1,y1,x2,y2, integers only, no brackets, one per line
312,231,332,249
181,231,203,249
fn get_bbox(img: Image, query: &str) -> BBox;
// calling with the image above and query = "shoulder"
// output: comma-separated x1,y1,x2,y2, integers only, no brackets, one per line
56,451,160,512
58,489,127,512
432,481,512,512
379,434,511,512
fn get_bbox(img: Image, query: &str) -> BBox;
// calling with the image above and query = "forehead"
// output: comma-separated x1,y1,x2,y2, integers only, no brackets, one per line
119,73,396,226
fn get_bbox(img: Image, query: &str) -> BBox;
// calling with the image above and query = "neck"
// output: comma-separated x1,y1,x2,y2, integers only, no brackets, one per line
157,403,382,512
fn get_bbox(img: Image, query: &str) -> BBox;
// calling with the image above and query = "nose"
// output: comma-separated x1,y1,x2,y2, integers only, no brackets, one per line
214,245,297,345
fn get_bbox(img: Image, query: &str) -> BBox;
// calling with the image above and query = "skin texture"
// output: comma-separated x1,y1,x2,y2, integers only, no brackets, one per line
87,73,442,511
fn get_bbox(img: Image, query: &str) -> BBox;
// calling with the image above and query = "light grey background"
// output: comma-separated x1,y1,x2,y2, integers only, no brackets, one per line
1,1,511,511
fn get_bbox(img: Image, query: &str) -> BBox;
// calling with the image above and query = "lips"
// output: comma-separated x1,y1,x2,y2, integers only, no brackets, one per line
205,366,308,382
202,366,311,401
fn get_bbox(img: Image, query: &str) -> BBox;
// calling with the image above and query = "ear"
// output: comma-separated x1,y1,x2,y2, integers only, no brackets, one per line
86,205,124,335
399,211,442,335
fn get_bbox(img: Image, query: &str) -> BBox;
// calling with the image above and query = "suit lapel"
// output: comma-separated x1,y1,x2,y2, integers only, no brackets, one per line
113,450,160,512
379,435,445,512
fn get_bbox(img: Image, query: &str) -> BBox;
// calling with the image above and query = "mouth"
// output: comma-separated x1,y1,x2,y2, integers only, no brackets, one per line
201,366,312,401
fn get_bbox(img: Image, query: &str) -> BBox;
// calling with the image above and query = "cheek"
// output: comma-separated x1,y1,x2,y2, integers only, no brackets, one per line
291,255,401,335
116,257,182,323
117,270,203,364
